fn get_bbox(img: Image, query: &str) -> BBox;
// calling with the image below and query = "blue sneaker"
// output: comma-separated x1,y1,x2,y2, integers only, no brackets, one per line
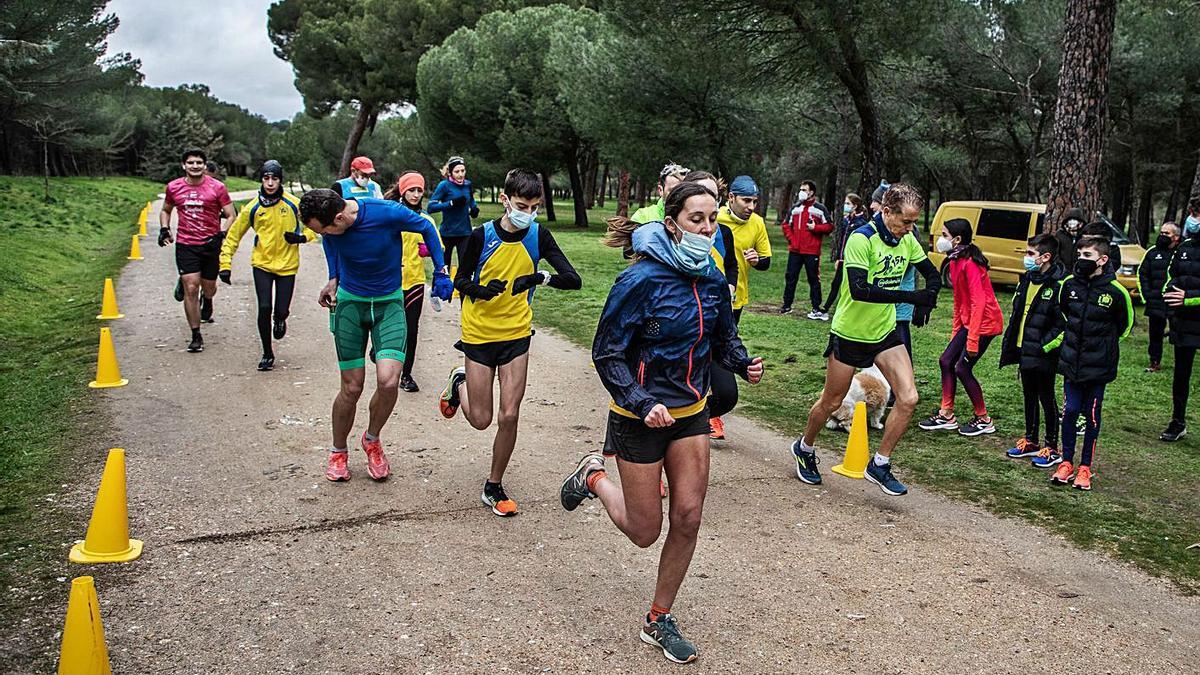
640,613,698,664
791,440,821,485
864,460,908,496
1005,438,1040,459
1030,445,1062,469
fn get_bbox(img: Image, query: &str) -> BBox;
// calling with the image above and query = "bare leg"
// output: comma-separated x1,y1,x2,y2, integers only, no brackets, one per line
801,357,857,446
366,359,403,437
871,345,920,459
181,272,202,329
487,353,529,483
592,458,665,547
200,276,218,300
653,435,709,610
459,358,495,431
332,368,366,449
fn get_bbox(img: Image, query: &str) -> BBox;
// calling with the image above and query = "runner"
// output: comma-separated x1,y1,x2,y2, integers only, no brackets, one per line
437,168,581,517
158,148,235,353
218,160,309,371
332,155,384,199
383,170,442,393
559,181,764,664
298,189,453,482
789,183,942,496
631,162,689,224
428,156,479,273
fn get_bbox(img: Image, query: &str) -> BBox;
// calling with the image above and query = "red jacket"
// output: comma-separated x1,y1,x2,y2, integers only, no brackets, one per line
948,256,1004,352
782,200,833,254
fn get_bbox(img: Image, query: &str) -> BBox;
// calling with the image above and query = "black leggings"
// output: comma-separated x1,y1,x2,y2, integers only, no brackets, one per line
252,267,296,357
442,235,470,271
1020,367,1059,447
709,307,743,418
1172,345,1196,425
1148,315,1167,365
402,284,424,379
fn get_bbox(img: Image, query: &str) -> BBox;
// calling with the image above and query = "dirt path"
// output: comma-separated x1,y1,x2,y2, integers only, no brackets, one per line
56,197,1199,673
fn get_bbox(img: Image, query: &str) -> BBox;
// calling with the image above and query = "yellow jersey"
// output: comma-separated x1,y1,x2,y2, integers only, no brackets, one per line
401,211,440,289
220,192,310,276
716,205,772,309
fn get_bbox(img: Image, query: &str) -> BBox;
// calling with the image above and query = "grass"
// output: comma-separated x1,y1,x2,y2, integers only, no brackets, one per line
472,197,1200,593
224,176,260,192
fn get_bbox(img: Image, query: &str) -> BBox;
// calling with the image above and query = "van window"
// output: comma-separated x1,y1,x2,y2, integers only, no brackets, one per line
976,208,1032,240
1035,213,1045,233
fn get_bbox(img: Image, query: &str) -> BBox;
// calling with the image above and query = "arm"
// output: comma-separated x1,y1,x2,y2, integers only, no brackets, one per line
453,229,495,300
1114,283,1134,339
710,282,753,377
427,182,451,213
1043,285,1067,352
219,204,253,271
538,228,581,290
322,236,339,280
720,225,739,287
963,261,987,353
752,218,772,270
468,182,479,218
1137,250,1152,300
377,201,447,271
843,235,938,305
592,274,658,419
811,205,834,235
218,184,234,230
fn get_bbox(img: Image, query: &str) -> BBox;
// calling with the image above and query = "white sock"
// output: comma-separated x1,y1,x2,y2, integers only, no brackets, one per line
364,432,378,442
873,452,890,467
331,447,347,454
800,438,815,452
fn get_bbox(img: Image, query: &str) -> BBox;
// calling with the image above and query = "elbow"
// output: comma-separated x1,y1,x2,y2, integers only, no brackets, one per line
755,257,771,271
560,273,582,290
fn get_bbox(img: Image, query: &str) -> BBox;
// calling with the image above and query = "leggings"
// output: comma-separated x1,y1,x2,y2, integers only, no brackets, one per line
1148,315,1167,365
938,327,994,417
1062,380,1106,466
1172,345,1196,425
1020,368,1059,448
252,267,296,357
709,306,743,418
402,284,424,379
442,235,470,272
822,261,844,312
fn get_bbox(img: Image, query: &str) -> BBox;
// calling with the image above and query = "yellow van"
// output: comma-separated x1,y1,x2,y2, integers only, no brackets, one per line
926,200,1145,296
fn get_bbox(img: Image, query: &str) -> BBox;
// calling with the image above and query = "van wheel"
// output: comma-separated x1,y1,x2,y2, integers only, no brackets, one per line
940,260,953,290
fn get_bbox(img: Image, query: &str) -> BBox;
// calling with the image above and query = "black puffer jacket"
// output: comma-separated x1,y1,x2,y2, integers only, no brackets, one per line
1165,236,1200,348
999,262,1066,370
1047,271,1133,384
1138,244,1173,319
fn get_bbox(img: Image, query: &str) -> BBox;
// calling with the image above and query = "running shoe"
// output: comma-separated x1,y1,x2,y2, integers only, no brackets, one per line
439,366,466,419
481,481,518,517
959,416,996,437
173,277,184,302
791,439,822,485
325,451,350,481
1050,461,1074,486
1072,465,1092,491
273,318,287,340
864,460,908,496
1005,438,1040,459
1160,420,1187,442
918,410,958,431
1030,446,1062,469
560,453,605,511
641,613,698,664
400,374,419,393
257,355,275,371
200,292,213,323
779,305,793,315
187,334,204,353
709,416,725,440
815,310,830,321
1144,362,1161,373
361,432,390,480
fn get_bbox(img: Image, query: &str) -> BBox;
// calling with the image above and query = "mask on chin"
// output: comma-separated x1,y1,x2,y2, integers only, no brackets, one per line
667,221,715,276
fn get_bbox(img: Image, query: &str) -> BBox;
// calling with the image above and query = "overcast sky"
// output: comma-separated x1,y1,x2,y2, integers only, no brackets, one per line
105,0,304,121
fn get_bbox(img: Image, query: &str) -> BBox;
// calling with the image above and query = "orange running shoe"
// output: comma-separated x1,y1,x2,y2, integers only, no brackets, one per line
481,482,518,517
1050,461,1074,486
709,416,725,440
361,432,390,480
660,476,669,499
439,366,466,419
325,451,350,482
1072,465,1092,491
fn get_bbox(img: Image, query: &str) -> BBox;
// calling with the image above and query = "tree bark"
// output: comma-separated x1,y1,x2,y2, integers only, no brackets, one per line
1043,0,1117,233
636,180,646,208
1190,150,1200,202
598,164,608,208
1136,178,1153,245
338,102,374,178
566,146,590,228
617,170,631,218
777,182,794,224
541,171,557,222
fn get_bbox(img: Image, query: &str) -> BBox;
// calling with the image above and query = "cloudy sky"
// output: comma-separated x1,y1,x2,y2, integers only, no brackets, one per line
105,0,304,121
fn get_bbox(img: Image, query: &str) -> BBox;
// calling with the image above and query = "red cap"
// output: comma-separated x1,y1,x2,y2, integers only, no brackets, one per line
350,156,376,174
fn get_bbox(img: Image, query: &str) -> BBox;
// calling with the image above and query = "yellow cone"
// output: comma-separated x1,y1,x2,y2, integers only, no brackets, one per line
57,576,112,675
137,212,147,237
70,449,142,563
126,235,142,261
95,278,123,320
88,328,128,389
831,401,870,479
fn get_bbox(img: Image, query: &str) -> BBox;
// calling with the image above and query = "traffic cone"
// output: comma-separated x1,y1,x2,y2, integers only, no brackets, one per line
57,576,111,675
137,207,147,237
95,278,123,320
126,235,142,261
831,401,870,479
87,328,128,389
69,449,142,563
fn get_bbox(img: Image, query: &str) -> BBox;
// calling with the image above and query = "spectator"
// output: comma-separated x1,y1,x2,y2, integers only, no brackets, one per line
1054,207,1087,270
780,179,833,319
1160,198,1200,442
820,192,869,316
1138,221,1180,373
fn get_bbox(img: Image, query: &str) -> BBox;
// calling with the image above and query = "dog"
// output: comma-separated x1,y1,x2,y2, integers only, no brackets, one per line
826,365,891,431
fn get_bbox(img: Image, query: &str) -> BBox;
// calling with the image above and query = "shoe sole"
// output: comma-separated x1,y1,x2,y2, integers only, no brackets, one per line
1160,430,1186,442
481,493,517,517
864,469,907,496
1050,476,1073,486
639,630,697,664
325,470,350,482
560,454,602,511
1031,459,1062,469
919,422,958,431
959,426,996,437
791,441,822,485
1072,483,1091,491
1006,450,1039,459
187,345,204,353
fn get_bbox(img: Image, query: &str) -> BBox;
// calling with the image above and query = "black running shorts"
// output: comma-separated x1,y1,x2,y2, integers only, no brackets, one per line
825,329,904,369
602,408,711,464
175,239,221,280
455,335,531,368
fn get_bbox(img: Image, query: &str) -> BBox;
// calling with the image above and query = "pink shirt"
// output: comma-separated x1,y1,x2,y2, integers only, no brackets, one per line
164,176,231,245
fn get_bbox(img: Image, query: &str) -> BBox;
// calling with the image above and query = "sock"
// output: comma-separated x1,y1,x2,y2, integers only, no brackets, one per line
191,327,201,340
331,447,347,454
800,438,815,452
364,432,378,442
484,480,501,495
873,452,890,467
585,469,607,494
648,602,670,623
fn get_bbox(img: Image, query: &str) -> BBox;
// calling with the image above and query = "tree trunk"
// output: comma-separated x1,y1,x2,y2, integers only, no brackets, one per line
1136,178,1153,245
42,139,50,201
636,180,646,208
1043,0,1118,233
540,172,557,222
598,164,608,207
823,165,838,213
566,147,589,228
617,170,631,218
777,182,795,224
1190,150,1200,201
338,102,374,178
583,149,599,210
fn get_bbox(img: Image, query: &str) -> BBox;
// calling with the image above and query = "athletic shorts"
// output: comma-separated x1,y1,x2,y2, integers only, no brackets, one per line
175,239,221,280
825,329,904,369
602,408,711,464
455,335,531,368
331,288,407,370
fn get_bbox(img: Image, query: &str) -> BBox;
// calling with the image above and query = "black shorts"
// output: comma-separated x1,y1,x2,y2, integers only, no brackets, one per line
175,240,221,280
825,329,904,369
602,408,711,464
455,336,531,368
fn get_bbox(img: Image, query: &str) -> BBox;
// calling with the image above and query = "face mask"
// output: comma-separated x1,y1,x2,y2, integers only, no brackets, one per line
1074,258,1098,278
935,237,954,253
842,203,852,215
1023,255,1041,272
1065,219,1081,233
353,175,369,188
508,207,536,230
1157,234,1174,249
668,221,715,275
1186,215,1200,235
797,190,810,202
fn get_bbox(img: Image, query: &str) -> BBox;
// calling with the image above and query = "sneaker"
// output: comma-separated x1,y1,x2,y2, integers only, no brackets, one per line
187,334,204,353
439,366,466,418
1160,420,1187,442
273,318,287,340
1050,461,1074,486
791,439,822,485
1144,362,1161,373
200,292,213,323
959,416,996,437
173,277,184,302
257,355,275,371
560,453,605,511
481,482,518,517
918,410,958,431
400,374,419,393
325,451,350,481
780,305,793,315
640,613,698,664
815,310,830,321
361,432,390,480
709,416,725,440
1030,446,1062,469
1005,438,1040,459
1072,465,1092,491
864,460,908,496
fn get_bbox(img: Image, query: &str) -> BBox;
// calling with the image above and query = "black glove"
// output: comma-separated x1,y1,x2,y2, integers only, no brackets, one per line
219,270,232,285
469,205,479,219
910,289,939,308
158,227,171,247
473,279,508,301
450,197,466,208
283,231,307,244
912,305,932,327
511,272,546,295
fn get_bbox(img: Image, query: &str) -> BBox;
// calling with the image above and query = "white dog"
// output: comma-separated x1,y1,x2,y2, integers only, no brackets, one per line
826,365,891,431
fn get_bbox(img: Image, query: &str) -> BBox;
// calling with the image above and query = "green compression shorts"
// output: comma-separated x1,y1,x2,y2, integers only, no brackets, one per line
331,287,407,370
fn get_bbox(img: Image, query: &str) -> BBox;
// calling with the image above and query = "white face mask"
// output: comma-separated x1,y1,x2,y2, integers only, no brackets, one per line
353,175,369,188
797,190,810,202
935,237,955,253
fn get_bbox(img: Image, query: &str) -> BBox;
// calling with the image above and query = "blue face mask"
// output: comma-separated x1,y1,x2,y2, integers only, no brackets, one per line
668,222,714,276
1023,255,1040,272
508,207,537,230
1186,215,1200,236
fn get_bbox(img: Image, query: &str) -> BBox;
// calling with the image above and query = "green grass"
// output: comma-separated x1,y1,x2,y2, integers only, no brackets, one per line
224,176,260,191
474,198,1200,593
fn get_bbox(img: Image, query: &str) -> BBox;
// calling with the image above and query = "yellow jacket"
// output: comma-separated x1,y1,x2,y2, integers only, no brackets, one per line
220,192,311,276
716,206,772,310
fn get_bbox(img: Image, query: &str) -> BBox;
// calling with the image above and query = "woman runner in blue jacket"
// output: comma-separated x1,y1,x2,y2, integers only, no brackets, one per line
427,156,479,271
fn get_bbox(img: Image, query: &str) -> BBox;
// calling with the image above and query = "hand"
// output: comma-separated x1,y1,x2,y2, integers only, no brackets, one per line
431,271,454,301
158,227,172,247
912,305,933,327
469,205,479,219
745,357,764,384
318,279,338,308
1165,288,1186,307
966,350,979,362
743,248,760,266
283,231,307,244
911,288,939,308
218,270,231,285
643,404,675,428
511,271,548,295
476,279,508,300
417,242,430,258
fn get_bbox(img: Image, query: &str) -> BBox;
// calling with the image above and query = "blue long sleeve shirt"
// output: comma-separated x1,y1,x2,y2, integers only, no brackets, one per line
427,178,477,238
322,198,446,297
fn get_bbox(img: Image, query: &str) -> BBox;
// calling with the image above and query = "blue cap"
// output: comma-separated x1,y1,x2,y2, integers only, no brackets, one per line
730,175,758,196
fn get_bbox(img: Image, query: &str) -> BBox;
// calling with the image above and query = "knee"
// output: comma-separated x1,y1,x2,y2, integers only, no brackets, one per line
894,387,919,412
630,524,663,549
257,304,272,318
669,504,703,539
377,379,399,396
467,410,493,431
954,360,973,379
496,407,520,429
340,380,365,400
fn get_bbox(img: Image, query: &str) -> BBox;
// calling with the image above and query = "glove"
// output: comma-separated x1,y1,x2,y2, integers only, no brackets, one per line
474,279,508,301
158,227,171,247
283,231,307,244
511,271,548,295
431,271,454,301
912,305,933,327
910,289,939,308
469,205,479,219
418,242,430,258
218,270,231,285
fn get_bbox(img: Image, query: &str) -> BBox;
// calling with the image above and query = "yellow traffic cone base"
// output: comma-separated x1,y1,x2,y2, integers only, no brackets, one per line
831,401,870,479
88,327,128,389
57,576,112,675
95,278,123,320
69,538,143,564
69,449,141,564
126,235,142,261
